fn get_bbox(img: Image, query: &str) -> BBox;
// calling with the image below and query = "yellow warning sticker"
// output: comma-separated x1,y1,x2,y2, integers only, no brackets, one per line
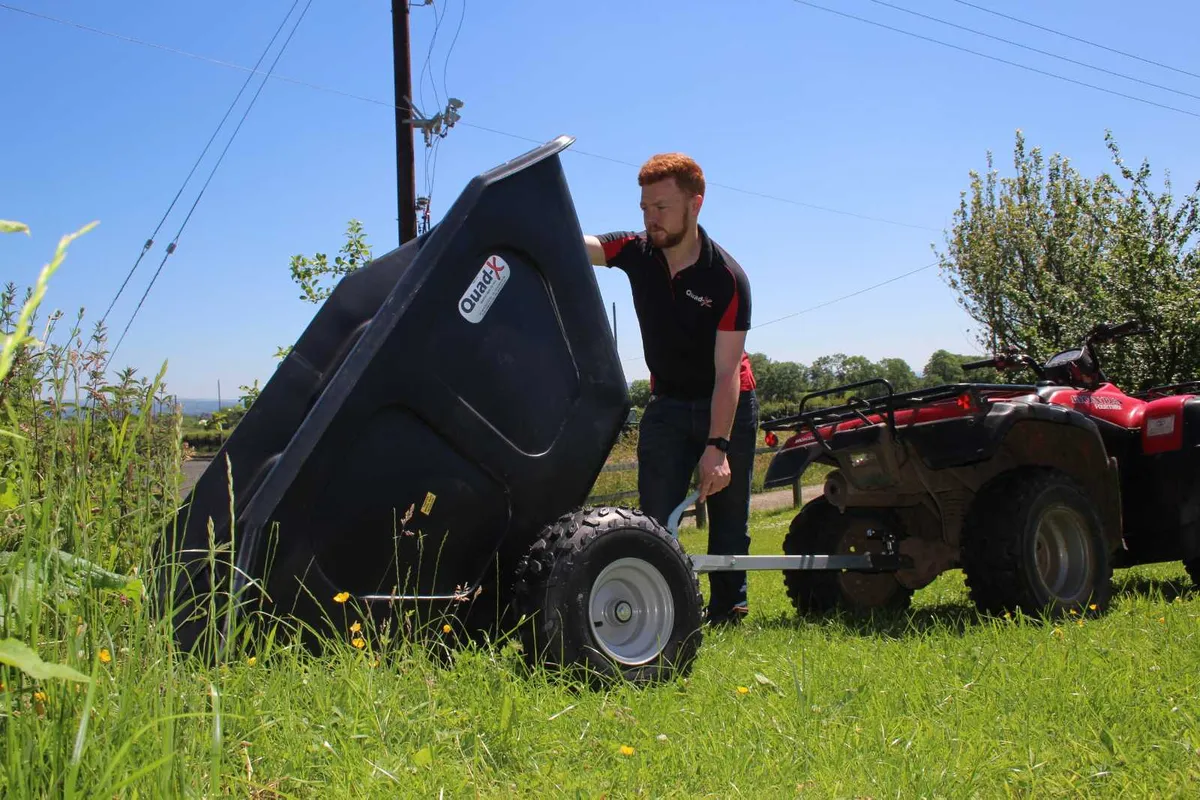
421,492,436,515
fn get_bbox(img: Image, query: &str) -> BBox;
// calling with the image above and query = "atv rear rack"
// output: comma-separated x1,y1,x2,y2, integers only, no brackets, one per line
1133,380,1200,400
760,379,1036,446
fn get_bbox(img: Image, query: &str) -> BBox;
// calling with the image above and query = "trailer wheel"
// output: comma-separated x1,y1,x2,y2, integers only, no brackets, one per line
962,468,1112,618
513,506,703,687
1184,557,1199,590
781,497,912,615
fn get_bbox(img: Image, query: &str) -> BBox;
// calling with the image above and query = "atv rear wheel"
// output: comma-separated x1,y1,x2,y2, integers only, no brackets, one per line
962,468,1112,618
513,506,703,686
781,497,913,615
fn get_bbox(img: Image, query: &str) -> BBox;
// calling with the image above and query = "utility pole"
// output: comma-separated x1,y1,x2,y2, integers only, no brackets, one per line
392,0,417,244
612,302,617,351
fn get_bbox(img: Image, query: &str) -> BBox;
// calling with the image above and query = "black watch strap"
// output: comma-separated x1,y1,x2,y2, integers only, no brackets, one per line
707,436,730,452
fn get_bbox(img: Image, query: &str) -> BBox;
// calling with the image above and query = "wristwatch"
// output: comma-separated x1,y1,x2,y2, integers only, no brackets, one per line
707,436,730,452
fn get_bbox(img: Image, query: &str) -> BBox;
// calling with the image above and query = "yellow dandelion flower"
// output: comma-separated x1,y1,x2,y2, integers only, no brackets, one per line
1052,627,1064,638
442,624,452,634
333,591,350,603
34,691,47,703
737,686,750,694
1069,608,1078,616
1158,617,1166,624
619,745,635,756
247,656,257,666
352,637,366,649
350,621,362,633
98,648,111,664
1076,619,1084,627
1089,603,1098,611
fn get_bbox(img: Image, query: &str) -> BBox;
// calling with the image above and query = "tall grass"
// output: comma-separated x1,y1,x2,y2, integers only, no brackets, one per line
1,221,1197,797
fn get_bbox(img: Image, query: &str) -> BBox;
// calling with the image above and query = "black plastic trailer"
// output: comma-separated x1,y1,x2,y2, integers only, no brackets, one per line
156,136,905,685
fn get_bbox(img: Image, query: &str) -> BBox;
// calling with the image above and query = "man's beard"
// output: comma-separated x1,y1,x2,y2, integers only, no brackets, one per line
649,212,692,248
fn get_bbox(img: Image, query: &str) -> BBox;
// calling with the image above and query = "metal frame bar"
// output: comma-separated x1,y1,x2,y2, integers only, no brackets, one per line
690,553,909,572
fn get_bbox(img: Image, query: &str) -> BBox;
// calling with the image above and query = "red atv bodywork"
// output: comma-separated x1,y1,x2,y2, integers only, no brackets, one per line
763,375,1200,595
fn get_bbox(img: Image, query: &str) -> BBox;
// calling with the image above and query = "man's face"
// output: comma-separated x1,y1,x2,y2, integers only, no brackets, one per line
640,179,700,248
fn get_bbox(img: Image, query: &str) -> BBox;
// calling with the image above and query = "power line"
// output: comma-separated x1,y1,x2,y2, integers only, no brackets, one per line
787,0,1200,121
619,261,939,365
106,0,316,366
0,2,935,233
415,0,444,124
98,0,304,329
950,0,1200,83
865,0,1200,103
441,0,467,103
455,121,936,231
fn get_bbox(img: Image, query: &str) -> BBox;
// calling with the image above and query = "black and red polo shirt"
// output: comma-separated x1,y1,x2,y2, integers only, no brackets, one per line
597,225,756,400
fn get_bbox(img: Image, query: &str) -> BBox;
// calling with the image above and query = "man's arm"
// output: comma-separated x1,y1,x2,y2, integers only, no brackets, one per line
585,232,640,269
697,331,745,501
697,260,752,501
708,331,746,439
584,234,606,266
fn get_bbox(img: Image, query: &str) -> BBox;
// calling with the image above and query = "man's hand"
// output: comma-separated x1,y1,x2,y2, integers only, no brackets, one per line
697,445,732,501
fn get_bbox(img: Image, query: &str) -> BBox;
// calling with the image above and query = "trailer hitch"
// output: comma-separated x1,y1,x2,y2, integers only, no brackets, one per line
666,491,912,573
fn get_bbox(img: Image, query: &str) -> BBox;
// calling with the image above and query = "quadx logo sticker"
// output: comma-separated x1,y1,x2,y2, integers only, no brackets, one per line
459,255,510,323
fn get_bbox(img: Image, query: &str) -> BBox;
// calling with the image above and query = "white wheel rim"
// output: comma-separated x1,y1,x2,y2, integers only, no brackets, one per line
589,557,675,666
1035,504,1092,601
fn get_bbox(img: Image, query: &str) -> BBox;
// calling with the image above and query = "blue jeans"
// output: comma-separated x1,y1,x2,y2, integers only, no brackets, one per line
637,389,759,618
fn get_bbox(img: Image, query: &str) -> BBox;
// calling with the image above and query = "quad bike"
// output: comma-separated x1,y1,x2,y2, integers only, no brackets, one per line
760,320,1200,619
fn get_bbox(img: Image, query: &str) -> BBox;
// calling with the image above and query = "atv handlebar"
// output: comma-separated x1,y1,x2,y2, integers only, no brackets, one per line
1088,319,1152,345
962,357,997,371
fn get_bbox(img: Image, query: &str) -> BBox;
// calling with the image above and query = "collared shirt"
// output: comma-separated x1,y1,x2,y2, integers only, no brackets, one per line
597,225,756,400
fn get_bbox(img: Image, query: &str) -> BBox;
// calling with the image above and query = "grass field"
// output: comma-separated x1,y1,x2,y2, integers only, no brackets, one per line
4,499,1197,797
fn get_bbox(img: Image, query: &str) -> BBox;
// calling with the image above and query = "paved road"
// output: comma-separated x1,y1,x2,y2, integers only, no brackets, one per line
180,458,212,496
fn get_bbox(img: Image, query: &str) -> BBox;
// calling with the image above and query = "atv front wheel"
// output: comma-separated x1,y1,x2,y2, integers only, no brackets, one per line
513,506,703,686
962,468,1113,618
781,497,913,615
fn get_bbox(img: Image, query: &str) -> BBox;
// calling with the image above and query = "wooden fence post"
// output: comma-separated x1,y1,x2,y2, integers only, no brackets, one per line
792,477,803,508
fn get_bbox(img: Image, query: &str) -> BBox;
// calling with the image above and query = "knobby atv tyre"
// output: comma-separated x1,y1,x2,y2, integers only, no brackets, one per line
1185,557,1199,590
962,467,1113,618
781,496,912,615
513,506,703,687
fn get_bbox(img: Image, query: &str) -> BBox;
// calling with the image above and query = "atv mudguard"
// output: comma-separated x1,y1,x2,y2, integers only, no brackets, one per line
762,397,1125,549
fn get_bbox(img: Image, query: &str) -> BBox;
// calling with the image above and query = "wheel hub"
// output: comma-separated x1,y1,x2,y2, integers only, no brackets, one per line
1034,503,1092,601
589,557,675,666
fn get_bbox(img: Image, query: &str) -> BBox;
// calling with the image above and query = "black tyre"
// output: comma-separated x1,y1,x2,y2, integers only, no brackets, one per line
781,496,913,615
1185,557,1199,590
513,506,703,686
962,467,1113,618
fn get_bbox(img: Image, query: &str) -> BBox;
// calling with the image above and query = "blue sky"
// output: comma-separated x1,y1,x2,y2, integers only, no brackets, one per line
4,0,1198,400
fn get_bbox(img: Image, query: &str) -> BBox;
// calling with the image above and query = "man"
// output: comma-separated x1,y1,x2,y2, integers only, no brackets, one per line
584,152,759,626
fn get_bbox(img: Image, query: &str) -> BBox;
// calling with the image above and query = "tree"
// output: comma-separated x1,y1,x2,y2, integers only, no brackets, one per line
876,357,918,393
275,219,373,360
629,379,651,407
920,350,1001,386
936,130,1200,390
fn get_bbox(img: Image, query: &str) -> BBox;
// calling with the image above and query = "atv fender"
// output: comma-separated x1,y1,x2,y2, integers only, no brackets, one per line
763,441,824,490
